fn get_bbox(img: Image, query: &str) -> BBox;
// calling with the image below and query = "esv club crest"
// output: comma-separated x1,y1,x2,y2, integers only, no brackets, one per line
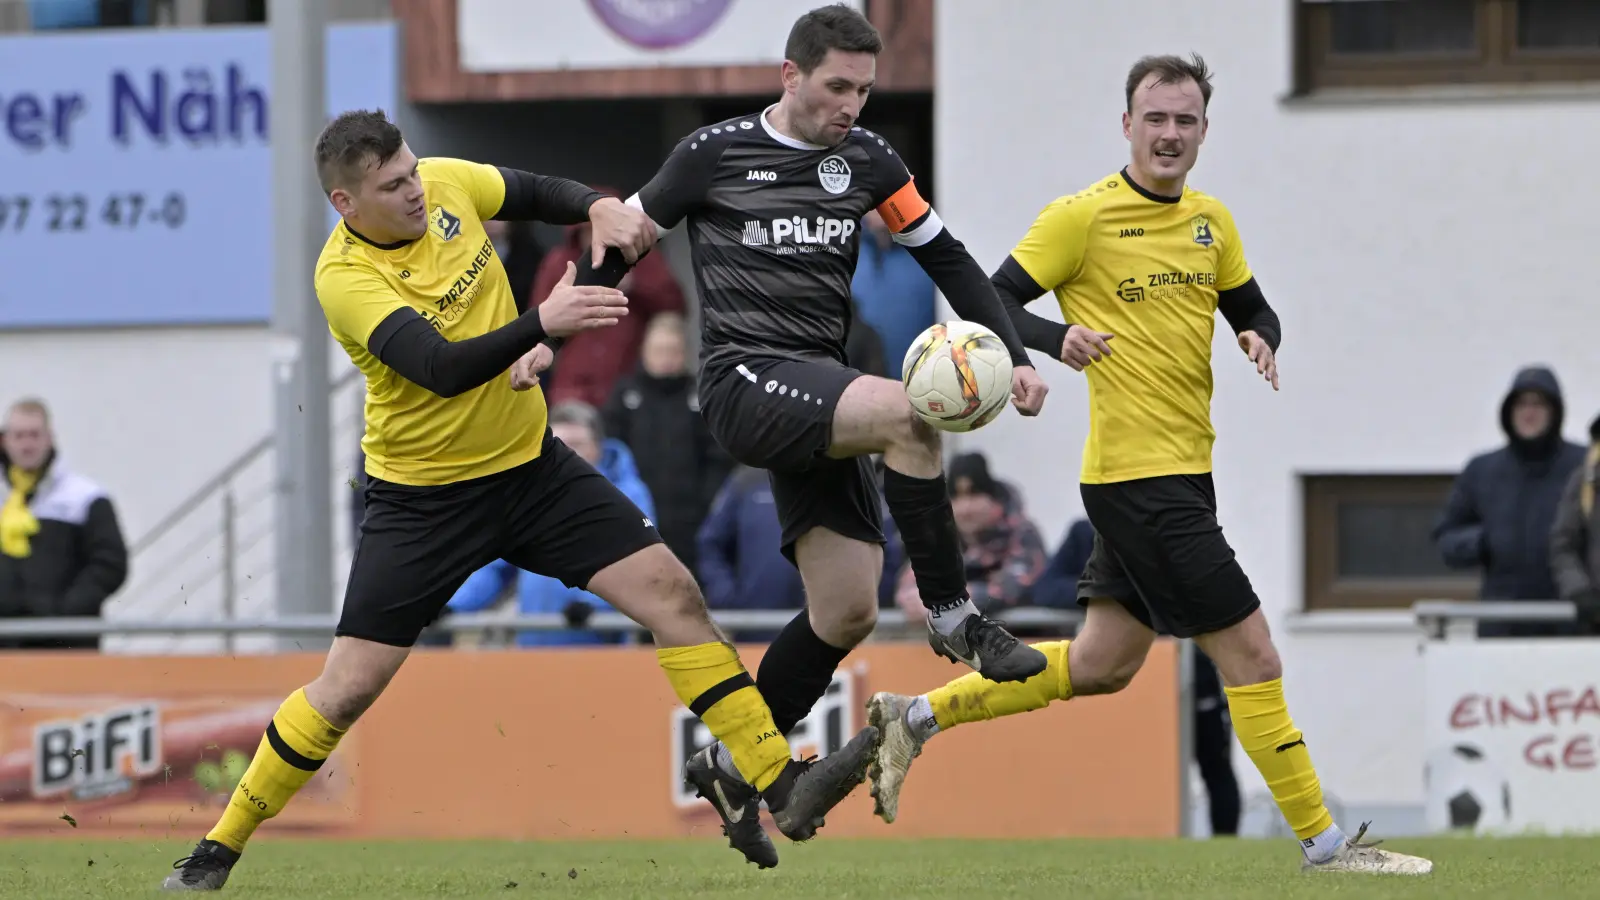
817,155,851,194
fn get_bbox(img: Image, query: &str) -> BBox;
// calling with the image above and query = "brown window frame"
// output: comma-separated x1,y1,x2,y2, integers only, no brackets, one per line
1293,0,1600,95
1302,473,1480,612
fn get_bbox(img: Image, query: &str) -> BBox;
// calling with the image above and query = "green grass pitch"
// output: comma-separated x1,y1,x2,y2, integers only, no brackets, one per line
4,835,1599,898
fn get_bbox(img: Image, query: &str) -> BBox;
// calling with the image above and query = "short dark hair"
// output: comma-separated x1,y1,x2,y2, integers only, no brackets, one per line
314,109,404,194
785,3,882,74
1124,53,1214,112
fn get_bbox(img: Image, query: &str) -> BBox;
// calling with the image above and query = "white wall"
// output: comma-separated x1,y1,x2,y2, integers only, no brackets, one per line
0,326,364,650
0,326,274,542
936,0,1600,829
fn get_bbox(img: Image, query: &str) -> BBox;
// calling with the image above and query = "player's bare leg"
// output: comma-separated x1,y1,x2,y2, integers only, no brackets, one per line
868,598,1151,822
589,543,880,861
1193,611,1431,875
164,638,410,890
692,527,883,866
829,375,1045,682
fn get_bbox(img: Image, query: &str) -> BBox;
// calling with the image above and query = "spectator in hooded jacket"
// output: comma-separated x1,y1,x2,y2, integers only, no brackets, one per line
1550,412,1600,636
1434,365,1587,637
0,398,127,650
604,313,730,575
444,402,654,647
530,187,685,408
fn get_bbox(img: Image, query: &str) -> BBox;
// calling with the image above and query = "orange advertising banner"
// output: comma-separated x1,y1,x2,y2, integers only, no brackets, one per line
0,639,1179,841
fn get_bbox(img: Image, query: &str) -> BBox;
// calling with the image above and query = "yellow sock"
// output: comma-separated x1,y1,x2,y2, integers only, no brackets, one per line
928,640,1072,731
1225,678,1333,841
658,642,790,791
206,688,345,852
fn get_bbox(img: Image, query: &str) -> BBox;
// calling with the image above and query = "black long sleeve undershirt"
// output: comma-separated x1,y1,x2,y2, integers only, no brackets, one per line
902,228,1031,369
991,256,1070,358
368,307,548,398
492,167,604,224
1216,276,1281,352
543,247,642,353
992,255,1282,357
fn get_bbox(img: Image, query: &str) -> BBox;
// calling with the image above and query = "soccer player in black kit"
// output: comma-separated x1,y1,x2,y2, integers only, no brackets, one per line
514,4,1051,868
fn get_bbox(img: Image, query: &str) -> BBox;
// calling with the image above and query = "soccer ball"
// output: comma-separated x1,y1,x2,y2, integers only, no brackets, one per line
901,320,1014,433
1423,743,1512,834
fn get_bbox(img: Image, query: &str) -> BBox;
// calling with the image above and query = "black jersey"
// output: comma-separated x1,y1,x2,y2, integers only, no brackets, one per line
631,105,944,374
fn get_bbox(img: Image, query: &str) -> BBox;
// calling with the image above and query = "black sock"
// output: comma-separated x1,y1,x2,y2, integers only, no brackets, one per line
882,467,968,612
756,611,851,735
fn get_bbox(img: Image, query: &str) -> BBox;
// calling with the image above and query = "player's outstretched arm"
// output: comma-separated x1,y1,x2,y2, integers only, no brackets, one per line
493,167,656,266
900,229,1031,371
990,258,1115,373
491,167,608,224
1217,277,1281,352
1217,277,1281,390
991,256,1071,356
369,262,626,398
528,130,719,359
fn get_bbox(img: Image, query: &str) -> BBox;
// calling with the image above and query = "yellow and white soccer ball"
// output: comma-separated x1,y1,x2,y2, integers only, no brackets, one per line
900,320,1013,433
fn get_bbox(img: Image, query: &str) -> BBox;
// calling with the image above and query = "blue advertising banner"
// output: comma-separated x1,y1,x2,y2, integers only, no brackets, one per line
0,22,397,328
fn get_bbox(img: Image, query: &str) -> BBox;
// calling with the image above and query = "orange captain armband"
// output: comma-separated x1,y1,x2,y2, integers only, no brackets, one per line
876,178,931,234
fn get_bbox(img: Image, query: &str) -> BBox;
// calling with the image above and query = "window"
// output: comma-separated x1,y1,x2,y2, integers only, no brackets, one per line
1302,474,1479,611
1294,0,1600,94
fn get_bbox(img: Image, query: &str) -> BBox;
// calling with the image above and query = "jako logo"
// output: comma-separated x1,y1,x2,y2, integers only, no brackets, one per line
1119,227,1144,238
746,170,777,182
742,216,856,247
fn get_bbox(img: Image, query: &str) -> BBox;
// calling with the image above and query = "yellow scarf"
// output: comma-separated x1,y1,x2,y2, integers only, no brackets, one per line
1,466,40,559
1583,444,1599,520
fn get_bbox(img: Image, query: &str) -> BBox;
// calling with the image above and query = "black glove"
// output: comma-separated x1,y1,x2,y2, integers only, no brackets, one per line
562,599,595,629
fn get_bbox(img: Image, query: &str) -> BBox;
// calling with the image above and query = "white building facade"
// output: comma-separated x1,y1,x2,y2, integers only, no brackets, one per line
935,0,1600,833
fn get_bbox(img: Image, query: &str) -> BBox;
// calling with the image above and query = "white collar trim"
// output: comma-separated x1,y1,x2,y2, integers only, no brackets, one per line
760,104,827,151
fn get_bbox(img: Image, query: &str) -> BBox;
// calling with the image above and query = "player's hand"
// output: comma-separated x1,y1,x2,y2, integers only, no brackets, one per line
1060,325,1115,372
1010,365,1048,416
587,196,656,267
509,343,554,391
537,261,629,337
1238,330,1279,391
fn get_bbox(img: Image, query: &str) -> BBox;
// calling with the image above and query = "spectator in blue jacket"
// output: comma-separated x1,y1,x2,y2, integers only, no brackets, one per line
1031,518,1096,609
445,402,655,647
698,462,902,642
852,210,936,364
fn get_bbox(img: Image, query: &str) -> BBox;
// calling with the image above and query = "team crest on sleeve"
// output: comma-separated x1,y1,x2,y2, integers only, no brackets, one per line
1190,214,1213,247
817,155,852,194
429,205,462,242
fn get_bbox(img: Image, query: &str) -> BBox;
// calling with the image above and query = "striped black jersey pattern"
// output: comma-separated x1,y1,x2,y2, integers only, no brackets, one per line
630,105,945,374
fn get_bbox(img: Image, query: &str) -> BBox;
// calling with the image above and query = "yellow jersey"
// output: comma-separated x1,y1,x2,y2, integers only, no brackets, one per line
315,157,548,486
1009,170,1252,484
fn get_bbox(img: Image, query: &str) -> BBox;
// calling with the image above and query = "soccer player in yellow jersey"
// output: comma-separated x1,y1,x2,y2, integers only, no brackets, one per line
160,110,880,891
863,56,1433,876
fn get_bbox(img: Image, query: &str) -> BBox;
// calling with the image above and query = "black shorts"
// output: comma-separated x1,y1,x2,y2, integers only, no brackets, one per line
337,430,663,647
1076,473,1260,639
699,356,884,561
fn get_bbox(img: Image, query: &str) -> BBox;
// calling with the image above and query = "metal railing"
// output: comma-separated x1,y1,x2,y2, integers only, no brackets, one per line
106,368,367,654
0,606,1084,641
1412,599,1579,639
